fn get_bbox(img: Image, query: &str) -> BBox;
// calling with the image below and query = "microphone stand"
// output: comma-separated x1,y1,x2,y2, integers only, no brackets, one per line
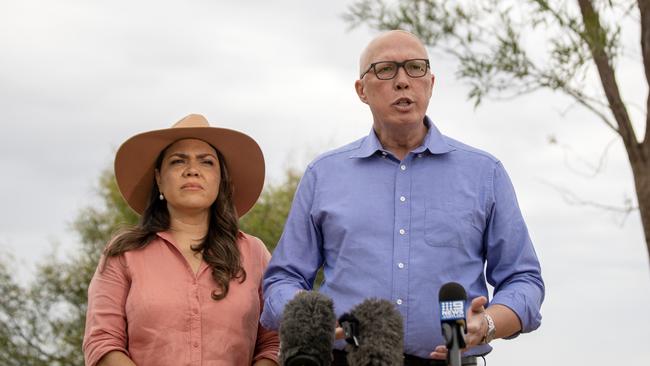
442,322,466,366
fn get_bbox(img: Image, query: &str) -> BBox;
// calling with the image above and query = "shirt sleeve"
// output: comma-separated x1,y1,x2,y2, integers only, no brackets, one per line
485,161,545,335
83,255,131,366
260,167,323,330
253,239,280,363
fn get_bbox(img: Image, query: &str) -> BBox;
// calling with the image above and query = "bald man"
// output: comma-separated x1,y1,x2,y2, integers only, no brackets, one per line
262,30,544,365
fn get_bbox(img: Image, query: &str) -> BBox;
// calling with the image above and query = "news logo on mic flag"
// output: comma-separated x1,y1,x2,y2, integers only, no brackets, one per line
438,282,467,366
440,300,465,321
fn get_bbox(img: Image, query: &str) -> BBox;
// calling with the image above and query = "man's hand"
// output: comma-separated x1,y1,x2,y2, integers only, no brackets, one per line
429,296,488,360
464,296,489,346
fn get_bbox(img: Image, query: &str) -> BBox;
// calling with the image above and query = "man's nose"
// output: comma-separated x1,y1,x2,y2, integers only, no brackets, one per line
394,67,410,90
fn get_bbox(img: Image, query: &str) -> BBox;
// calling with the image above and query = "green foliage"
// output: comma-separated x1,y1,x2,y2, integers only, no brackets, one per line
0,167,300,364
0,170,136,366
240,169,300,251
240,168,325,287
345,0,628,107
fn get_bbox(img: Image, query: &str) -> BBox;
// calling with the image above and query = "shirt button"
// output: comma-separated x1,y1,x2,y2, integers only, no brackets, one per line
418,153,423,158
398,262,404,269
399,229,406,235
400,164,406,170
396,299,403,305
193,308,198,314
381,151,387,156
399,196,406,202
193,342,199,348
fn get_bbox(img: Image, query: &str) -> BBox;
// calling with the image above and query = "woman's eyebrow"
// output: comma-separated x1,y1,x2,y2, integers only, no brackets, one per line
167,152,217,159
196,153,217,159
166,152,189,159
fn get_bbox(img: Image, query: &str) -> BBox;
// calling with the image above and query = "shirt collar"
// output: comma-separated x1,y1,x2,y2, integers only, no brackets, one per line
350,126,385,158
350,116,455,158
156,230,244,244
156,231,174,245
421,116,456,155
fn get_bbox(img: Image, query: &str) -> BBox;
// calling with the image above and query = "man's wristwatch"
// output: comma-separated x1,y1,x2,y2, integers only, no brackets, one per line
482,313,496,344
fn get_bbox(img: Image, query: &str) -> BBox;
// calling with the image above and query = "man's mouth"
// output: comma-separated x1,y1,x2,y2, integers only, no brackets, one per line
393,98,414,107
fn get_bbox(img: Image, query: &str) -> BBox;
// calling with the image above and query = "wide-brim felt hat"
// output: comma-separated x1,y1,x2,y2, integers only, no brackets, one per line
114,114,265,217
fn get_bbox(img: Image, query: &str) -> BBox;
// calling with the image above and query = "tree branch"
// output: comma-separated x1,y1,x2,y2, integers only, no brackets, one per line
552,136,618,178
577,0,639,151
559,84,619,132
3,316,53,362
532,0,585,36
540,178,638,227
638,0,650,146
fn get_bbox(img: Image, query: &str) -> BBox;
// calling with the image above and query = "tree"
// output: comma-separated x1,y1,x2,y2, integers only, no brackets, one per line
240,168,326,287
240,169,301,251
345,0,650,263
0,170,137,366
0,167,300,364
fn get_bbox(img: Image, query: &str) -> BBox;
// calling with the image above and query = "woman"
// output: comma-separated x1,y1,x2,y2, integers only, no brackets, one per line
83,114,279,366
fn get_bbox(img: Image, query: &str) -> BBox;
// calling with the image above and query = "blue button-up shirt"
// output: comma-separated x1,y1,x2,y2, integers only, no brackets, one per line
261,117,544,357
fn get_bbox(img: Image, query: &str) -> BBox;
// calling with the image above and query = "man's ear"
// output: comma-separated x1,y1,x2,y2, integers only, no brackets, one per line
355,79,368,105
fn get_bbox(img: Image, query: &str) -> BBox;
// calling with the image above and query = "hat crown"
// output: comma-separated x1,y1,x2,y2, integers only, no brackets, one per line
172,114,210,128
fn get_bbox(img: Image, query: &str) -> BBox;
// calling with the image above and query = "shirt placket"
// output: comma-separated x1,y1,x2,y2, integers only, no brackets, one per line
189,276,202,365
392,156,412,320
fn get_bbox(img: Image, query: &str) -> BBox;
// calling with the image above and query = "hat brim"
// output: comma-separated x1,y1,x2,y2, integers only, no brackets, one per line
114,126,265,217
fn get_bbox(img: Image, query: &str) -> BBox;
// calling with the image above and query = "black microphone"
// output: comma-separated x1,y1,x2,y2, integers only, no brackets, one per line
338,298,404,366
438,282,467,366
279,291,336,366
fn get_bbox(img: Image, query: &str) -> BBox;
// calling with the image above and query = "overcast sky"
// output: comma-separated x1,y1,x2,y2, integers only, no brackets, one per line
1,1,649,365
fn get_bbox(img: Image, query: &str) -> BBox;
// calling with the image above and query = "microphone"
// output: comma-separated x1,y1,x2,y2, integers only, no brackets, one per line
338,298,404,366
279,291,336,366
438,282,467,366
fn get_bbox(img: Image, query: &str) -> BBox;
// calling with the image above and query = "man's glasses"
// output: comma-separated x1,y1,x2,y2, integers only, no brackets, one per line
360,59,430,80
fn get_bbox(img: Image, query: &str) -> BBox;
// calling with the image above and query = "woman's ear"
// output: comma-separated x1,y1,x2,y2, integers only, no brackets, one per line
155,169,162,192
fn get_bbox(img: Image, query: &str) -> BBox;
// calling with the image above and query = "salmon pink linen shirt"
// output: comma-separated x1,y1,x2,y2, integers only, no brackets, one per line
83,231,279,366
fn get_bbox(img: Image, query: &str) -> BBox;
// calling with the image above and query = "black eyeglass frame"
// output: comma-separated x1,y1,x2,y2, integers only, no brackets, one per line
359,58,431,80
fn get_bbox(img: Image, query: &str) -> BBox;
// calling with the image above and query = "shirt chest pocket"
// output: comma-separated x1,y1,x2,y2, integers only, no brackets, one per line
424,204,480,248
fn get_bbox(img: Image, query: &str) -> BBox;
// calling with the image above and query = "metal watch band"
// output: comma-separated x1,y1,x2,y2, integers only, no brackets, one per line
482,313,496,344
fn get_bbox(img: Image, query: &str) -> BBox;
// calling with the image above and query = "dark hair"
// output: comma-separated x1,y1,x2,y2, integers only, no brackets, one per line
104,144,246,300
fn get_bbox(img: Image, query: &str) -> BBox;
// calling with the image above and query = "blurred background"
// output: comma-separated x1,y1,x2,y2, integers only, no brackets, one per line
0,1,648,365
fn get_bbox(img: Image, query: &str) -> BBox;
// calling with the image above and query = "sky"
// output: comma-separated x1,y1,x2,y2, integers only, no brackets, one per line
1,1,649,365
